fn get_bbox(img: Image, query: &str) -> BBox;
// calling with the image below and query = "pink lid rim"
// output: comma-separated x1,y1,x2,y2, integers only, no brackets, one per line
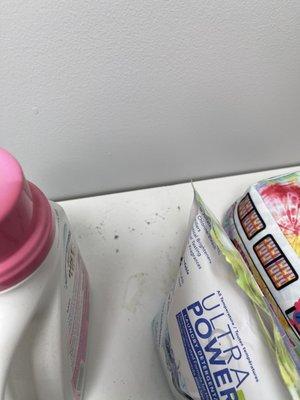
0,182,54,290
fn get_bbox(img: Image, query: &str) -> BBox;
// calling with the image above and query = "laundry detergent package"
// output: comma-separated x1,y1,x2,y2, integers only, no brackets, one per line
223,172,300,372
153,188,299,400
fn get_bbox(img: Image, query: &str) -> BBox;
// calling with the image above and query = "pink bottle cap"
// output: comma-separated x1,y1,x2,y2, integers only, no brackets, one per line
0,148,54,290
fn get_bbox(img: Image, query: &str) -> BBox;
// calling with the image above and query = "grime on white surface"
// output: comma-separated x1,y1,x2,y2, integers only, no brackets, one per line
60,165,300,400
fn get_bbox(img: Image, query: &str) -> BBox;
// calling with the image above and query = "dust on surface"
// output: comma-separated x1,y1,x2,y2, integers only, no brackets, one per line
123,272,148,313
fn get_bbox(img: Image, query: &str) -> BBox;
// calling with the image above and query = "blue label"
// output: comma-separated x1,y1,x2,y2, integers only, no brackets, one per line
176,292,251,400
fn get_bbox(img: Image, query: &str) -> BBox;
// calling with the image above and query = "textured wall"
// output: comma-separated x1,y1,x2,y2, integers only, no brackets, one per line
1,1,300,199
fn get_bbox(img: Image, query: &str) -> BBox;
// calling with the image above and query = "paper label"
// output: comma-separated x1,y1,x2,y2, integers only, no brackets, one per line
55,206,89,400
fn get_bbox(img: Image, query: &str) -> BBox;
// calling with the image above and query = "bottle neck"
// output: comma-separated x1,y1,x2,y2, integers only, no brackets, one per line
0,182,55,291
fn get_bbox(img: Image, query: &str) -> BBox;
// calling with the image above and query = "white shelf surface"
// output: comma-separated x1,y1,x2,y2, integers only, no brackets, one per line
60,165,300,400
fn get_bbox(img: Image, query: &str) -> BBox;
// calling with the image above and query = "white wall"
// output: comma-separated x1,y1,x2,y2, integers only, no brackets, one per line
1,0,300,200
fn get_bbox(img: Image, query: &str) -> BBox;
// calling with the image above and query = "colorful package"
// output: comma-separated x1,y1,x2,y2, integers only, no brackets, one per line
224,172,300,370
153,188,299,400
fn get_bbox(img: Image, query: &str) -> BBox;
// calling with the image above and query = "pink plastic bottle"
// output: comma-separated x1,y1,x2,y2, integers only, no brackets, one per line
0,148,89,400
